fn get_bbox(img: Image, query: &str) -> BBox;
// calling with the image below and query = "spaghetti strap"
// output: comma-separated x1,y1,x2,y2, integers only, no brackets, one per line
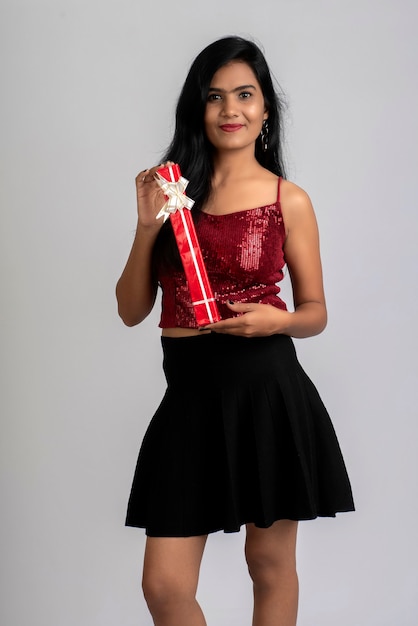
277,177,282,203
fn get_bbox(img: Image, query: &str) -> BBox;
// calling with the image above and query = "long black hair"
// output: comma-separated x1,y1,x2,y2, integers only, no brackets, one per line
154,36,287,270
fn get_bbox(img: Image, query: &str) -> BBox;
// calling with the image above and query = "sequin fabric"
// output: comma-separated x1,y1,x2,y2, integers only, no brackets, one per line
158,198,287,328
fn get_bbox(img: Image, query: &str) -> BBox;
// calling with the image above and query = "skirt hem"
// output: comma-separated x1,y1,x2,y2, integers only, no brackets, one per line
126,507,355,537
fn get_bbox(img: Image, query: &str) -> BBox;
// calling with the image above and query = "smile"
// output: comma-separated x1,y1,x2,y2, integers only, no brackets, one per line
219,124,244,132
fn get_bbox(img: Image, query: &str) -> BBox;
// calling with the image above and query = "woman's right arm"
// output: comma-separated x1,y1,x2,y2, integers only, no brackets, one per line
116,166,167,327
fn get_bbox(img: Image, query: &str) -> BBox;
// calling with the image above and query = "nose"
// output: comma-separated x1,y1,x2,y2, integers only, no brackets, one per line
220,95,238,117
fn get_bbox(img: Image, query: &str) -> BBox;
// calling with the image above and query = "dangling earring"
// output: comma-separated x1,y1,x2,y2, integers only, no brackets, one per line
260,119,269,152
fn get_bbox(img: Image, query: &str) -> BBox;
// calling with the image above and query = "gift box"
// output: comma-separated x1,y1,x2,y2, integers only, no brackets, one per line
155,164,221,326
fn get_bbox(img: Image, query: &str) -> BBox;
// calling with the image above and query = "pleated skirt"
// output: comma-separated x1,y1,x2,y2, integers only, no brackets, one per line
125,332,354,536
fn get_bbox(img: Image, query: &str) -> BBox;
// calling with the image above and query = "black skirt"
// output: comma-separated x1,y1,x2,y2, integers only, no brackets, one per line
126,333,354,536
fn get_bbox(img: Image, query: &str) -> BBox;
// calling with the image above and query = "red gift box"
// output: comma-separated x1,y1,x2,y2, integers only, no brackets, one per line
155,164,221,326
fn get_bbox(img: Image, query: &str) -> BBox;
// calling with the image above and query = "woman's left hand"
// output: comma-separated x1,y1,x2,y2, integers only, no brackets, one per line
201,301,293,337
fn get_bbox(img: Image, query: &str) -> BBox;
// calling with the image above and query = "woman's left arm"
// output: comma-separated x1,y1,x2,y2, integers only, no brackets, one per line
204,181,327,338
277,180,327,338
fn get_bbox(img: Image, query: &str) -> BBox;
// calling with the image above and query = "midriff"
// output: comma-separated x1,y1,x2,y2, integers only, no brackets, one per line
162,327,211,337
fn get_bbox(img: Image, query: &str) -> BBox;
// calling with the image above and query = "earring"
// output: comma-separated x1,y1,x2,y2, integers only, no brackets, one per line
260,120,269,152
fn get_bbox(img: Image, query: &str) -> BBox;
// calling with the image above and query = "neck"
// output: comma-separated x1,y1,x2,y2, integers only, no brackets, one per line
211,148,262,185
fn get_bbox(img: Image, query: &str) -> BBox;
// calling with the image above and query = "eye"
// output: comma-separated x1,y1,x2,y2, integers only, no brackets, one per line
207,93,222,102
239,91,252,99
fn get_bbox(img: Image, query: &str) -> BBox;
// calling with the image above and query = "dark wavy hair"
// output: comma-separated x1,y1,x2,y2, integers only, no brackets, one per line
154,36,287,270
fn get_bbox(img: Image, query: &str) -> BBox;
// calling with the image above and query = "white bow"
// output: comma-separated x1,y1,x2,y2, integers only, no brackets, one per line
155,172,195,222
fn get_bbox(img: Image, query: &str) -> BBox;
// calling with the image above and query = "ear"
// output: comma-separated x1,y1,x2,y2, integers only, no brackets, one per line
263,110,269,121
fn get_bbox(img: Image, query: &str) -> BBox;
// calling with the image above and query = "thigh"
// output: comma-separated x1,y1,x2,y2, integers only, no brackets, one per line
245,520,298,568
143,535,208,594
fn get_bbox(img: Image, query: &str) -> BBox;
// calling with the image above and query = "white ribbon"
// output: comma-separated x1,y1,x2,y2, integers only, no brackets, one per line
155,171,195,222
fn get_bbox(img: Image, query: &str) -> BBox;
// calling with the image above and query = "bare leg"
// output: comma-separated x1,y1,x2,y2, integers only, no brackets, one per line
245,520,299,626
142,534,208,626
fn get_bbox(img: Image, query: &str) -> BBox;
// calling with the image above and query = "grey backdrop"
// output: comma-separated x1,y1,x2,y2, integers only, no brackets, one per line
1,0,418,625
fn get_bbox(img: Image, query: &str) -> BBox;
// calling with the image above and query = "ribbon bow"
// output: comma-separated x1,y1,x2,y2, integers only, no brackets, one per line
155,172,195,222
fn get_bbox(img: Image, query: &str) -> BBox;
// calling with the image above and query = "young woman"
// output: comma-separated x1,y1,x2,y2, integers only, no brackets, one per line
116,36,354,626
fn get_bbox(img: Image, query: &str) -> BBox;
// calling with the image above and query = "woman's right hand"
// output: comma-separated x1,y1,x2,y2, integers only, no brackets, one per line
116,161,175,326
135,161,173,229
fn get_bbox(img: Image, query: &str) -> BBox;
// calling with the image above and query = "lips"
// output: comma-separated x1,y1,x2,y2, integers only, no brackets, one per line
219,124,244,132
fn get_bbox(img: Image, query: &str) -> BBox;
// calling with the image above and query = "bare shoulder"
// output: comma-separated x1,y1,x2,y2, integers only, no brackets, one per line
280,179,315,213
280,179,317,234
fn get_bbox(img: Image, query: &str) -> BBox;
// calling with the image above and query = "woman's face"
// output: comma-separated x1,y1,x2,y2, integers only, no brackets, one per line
204,61,268,153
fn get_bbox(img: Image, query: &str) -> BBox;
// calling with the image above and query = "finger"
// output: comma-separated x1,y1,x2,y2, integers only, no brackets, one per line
136,169,152,184
149,161,174,177
137,161,176,184
202,319,242,333
226,301,255,313
137,164,162,184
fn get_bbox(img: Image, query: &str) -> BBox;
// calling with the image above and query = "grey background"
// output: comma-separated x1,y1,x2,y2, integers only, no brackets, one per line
1,0,417,624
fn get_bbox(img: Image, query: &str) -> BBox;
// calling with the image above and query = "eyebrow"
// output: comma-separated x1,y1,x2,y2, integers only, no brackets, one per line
207,84,257,94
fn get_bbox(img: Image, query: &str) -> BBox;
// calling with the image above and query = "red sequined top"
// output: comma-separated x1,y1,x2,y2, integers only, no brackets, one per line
157,178,287,328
